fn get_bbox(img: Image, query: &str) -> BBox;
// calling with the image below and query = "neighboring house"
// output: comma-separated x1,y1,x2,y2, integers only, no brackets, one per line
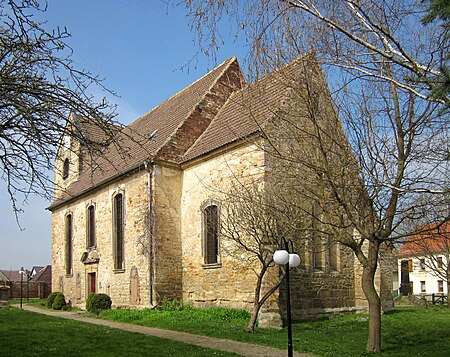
0,266,52,299
29,266,45,279
31,265,52,284
48,53,392,323
397,222,449,297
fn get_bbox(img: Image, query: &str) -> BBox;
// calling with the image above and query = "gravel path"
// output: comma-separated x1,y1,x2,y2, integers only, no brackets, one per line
18,305,314,357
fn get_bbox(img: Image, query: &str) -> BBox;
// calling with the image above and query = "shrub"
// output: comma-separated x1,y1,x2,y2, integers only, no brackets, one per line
51,293,67,310
46,292,60,309
86,293,112,312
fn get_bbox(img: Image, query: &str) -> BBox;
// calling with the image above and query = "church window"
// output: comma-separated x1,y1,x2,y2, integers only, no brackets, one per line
87,205,96,248
312,236,324,270
113,193,125,271
63,158,69,179
328,240,340,272
65,213,73,275
311,202,324,271
202,201,220,266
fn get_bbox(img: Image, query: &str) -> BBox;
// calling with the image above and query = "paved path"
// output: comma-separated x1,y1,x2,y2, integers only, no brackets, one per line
19,305,313,357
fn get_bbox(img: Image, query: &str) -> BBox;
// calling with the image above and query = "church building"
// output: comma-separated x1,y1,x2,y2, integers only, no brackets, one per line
48,53,392,324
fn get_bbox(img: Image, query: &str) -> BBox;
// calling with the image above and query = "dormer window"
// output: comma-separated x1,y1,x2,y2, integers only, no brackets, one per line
63,158,70,180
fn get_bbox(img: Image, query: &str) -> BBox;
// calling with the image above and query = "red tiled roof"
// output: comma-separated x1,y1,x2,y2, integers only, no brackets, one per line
398,222,450,256
49,57,244,209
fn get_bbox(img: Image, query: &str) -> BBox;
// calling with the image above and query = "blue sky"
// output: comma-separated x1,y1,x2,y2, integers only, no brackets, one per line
0,0,248,270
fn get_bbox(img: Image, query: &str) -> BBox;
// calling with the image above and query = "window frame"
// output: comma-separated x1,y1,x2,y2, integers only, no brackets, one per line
328,240,340,272
420,280,426,293
437,280,444,293
201,199,221,268
86,204,96,249
65,213,73,276
420,258,426,270
112,192,125,272
437,256,443,269
62,158,70,180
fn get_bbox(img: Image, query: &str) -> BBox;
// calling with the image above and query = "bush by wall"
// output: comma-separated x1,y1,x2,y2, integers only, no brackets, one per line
51,293,67,310
86,293,112,312
46,292,59,309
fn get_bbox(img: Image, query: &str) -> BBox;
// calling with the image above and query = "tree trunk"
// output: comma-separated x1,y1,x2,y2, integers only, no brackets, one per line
247,300,262,332
362,241,382,353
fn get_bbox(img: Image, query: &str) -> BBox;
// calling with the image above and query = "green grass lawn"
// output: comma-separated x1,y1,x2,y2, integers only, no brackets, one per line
97,305,450,356
0,307,240,357
3,301,450,356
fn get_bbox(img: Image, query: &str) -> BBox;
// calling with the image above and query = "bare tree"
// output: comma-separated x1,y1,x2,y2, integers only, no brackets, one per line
184,0,449,106
179,1,449,352
220,181,307,331
0,0,118,217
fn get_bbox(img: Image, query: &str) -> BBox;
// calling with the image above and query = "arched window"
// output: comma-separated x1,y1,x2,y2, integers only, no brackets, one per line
63,158,70,179
113,193,125,270
202,200,220,265
86,205,96,248
65,213,73,275
312,235,324,271
328,240,340,272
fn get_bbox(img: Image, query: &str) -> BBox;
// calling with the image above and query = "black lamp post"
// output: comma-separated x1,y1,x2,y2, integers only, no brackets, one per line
273,238,300,357
19,267,24,309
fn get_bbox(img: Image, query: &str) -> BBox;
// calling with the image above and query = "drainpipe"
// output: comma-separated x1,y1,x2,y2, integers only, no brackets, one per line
144,159,154,307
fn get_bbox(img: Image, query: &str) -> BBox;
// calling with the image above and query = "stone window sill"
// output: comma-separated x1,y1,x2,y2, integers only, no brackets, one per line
113,268,125,274
202,263,222,269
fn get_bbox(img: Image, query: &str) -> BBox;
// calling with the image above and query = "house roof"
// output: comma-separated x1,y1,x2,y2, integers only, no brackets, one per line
0,269,22,282
49,57,245,209
31,265,51,283
75,116,122,147
398,222,450,257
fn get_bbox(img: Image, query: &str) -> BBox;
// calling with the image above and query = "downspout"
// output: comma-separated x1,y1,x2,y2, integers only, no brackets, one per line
144,159,155,307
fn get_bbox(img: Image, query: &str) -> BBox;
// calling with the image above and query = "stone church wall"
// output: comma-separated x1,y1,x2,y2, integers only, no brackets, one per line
151,164,183,304
181,140,268,309
51,169,151,308
287,244,356,319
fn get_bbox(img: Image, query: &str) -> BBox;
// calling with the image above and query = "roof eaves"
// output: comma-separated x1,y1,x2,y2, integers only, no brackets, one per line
47,159,150,211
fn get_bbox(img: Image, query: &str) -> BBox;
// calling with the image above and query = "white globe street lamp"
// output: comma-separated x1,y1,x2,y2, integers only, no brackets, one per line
273,238,300,357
